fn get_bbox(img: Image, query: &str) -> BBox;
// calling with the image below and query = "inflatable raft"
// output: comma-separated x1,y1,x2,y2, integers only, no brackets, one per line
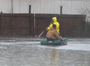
41,38,68,45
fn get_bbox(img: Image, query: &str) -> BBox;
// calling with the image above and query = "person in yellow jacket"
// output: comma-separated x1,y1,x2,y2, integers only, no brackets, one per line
46,17,60,34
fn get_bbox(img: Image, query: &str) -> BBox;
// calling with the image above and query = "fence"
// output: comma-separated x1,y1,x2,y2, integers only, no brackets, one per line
60,15,86,37
0,12,34,37
34,14,86,37
0,12,86,37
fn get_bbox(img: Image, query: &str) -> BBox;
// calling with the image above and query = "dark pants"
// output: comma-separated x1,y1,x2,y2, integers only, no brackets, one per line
47,38,58,41
47,38,55,41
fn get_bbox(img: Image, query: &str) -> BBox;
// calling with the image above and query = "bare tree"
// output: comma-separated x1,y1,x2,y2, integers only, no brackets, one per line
77,0,90,21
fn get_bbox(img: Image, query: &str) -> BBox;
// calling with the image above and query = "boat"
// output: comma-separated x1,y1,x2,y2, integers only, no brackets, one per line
41,38,68,45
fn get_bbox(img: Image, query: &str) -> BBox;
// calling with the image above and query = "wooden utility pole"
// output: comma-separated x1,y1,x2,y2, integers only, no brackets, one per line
1,12,3,36
11,0,13,13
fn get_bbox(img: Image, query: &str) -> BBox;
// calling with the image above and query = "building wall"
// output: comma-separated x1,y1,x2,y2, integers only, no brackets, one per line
0,0,11,13
31,0,88,14
13,0,30,13
0,0,89,15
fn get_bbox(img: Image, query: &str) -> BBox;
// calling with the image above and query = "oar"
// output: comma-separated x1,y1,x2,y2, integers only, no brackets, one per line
60,39,66,45
38,21,53,38
38,30,45,38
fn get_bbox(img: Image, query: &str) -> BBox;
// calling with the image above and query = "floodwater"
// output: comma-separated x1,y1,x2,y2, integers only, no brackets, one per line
0,37,90,66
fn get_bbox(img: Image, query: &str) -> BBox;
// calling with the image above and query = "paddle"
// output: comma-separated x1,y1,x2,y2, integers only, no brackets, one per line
38,22,52,38
60,39,66,45
38,30,45,38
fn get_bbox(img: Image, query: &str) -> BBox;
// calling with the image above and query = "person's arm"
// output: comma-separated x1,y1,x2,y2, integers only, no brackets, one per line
46,23,53,31
54,30,61,39
56,22,60,33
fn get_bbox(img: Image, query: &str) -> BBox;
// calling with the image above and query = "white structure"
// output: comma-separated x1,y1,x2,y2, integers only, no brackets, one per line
0,0,90,17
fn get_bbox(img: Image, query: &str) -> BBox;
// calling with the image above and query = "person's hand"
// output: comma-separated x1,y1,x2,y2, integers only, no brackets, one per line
50,21,53,24
45,27,48,30
59,33,60,36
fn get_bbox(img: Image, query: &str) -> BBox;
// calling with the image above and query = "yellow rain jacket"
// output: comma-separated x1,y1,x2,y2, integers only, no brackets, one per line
46,17,60,33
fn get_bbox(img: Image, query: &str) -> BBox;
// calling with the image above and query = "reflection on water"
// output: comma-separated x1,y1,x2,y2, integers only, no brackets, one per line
46,48,59,66
0,43,90,66
0,44,60,66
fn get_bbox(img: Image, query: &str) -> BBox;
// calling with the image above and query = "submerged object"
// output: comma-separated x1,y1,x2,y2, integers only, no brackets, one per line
41,38,68,45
